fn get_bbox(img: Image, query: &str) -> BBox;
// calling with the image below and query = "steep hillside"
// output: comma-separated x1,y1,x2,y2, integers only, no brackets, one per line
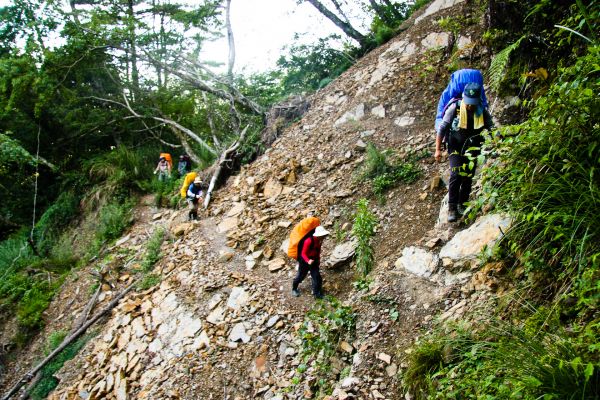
1,1,516,399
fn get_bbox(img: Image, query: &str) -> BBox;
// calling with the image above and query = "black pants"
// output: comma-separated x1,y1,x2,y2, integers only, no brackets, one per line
448,134,482,208
292,261,323,296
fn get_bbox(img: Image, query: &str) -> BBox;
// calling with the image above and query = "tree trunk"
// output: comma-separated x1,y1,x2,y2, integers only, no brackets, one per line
225,0,235,83
303,0,368,48
127,0,140,97
203,125,248,209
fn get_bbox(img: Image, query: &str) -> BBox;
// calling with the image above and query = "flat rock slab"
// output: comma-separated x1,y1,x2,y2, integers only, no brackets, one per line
227,287,249,310
229,322,251,343
395,246,439,278
327,239,358,268
439,214,511,261
415,0,465,25
217,217,238,233
334,103,365,126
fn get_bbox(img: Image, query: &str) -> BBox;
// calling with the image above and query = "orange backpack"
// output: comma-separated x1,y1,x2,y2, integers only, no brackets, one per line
287,217,320,259
180,172,198,198
160,153,173,169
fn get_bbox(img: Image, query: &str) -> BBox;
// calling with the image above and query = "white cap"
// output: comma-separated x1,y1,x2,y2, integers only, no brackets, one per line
313,226,330,237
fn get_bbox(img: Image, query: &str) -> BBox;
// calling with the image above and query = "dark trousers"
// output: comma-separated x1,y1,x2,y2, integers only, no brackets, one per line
448,134,482,208
292,261,323,296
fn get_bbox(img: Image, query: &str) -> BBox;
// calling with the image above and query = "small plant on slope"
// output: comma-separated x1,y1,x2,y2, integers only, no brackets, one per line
352,199,377,278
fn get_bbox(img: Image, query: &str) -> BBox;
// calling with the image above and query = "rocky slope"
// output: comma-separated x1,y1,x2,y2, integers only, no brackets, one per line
2,1,515,399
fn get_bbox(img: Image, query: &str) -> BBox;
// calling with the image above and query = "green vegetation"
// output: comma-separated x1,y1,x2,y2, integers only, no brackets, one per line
359,144,421,199
414,13,600,399
297,297,356,397
29,331,94,400
141,227,166,273
404,311,599,399
352,199,377,278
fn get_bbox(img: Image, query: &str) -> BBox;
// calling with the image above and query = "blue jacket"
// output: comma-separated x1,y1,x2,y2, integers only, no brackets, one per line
187,183,204,199
435,69,488,131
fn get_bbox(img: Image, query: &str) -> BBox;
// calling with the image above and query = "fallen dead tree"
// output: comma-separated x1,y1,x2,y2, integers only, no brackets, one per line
1,283,137,400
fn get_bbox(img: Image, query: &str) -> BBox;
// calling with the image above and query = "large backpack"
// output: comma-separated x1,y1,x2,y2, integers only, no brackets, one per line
180,172,197,198
287,217,320,260
434,69,488,131
160,152,173,169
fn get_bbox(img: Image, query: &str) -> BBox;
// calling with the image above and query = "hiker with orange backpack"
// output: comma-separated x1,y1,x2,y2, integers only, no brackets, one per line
154,156,171,181
290,222,330,299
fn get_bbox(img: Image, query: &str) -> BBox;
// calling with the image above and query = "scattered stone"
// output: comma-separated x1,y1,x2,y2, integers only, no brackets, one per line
430,175,442,191
326,239,358,268
394,247,439,278
339,341,354,353
267,258,286,272
226,202,245,217
266,315,280,328
439,214,511,262
386,363,398,377
278,220,292,228
371,104,386,118
152,213,163,221
264,178,283,198
229,323,251,343
217,217,238,233
172,222,192,237
355,139,368,152
227,287,249,310
206,306,226,325
334,103,365,126
378,352,392,364
394,115,415,127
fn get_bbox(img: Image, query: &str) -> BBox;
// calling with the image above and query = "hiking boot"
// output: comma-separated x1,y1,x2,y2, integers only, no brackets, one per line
457,204,467,216
448,207,459,223
292,289,300,297
314,292,324,299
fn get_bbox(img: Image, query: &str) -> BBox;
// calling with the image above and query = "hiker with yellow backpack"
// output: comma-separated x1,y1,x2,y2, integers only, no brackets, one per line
288,217,330,299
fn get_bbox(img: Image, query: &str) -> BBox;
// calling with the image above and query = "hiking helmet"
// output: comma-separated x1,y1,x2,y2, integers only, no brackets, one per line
313,226,330,237
462,83,482,106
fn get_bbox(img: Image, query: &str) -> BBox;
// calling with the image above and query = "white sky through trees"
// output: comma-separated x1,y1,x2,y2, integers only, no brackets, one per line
0,0,372,73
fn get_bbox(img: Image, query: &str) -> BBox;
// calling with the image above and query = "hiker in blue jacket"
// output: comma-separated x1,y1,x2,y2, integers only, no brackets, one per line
187,177,204,221
436,83,494,223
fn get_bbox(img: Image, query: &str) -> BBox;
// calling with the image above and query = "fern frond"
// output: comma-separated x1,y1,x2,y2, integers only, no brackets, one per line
488,36,526,92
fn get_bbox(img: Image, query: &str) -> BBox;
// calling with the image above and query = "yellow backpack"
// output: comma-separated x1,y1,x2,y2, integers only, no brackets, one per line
180,172,197,198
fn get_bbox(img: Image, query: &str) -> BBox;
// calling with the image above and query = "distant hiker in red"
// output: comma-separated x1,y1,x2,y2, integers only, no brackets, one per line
292,225,330,299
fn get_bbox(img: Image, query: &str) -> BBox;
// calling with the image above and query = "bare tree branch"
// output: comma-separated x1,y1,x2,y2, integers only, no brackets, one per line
88,95,217,157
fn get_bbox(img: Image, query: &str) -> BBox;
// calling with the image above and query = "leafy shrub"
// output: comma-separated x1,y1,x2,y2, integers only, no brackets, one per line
95,200,134,243
137,273,161,290
298,297,356,396
352,199,377,278
29,332,93,400
359,144,421,198
404,316,600,400
475,47,600,305
83,145,155,207
141,227,165,272
33,191,80,256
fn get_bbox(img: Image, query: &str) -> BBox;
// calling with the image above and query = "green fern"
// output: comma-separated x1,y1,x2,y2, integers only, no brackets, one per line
488,36,526,92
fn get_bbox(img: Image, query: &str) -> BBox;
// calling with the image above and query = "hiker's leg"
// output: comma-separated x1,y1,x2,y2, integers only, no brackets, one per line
448,152,465,209
309,263,323,296
459,148,480,206
292,262,309,290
